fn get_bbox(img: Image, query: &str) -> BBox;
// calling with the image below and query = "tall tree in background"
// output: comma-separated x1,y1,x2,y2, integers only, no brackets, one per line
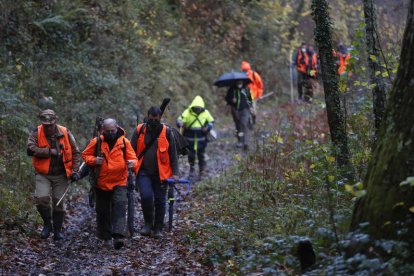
311,0,351,171
363,0,387,135
351,0,414,239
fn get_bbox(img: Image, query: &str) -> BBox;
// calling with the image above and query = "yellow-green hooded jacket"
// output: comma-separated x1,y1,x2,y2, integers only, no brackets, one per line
177,95,214,149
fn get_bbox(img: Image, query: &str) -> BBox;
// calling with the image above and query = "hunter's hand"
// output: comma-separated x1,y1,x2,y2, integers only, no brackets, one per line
70,172,80,182
127,160,135,168
173,175,179,183
95,156,103,165
50,148,58,156
202,126,209,133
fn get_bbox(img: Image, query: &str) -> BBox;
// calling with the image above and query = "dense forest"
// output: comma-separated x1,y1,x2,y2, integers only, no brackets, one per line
1,0,413,274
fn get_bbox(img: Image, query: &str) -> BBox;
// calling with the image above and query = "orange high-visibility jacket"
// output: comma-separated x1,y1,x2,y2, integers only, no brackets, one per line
338,52,351,75
82,128,138,191
296,51,309,74
32,124,73,177
135,124,173,182
241,61,264,100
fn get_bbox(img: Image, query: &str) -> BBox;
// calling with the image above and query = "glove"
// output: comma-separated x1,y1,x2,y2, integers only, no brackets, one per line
309,70,316,77
70,172,80,182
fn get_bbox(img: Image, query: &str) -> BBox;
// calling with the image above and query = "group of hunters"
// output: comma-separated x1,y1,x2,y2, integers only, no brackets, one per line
26,61,263,249
293,42,352,101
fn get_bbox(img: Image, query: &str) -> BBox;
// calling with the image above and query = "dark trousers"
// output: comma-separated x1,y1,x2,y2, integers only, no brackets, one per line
234,108,250,145
137,170,167,229
95,186,127,240
297,71,308,100
188,140,206,169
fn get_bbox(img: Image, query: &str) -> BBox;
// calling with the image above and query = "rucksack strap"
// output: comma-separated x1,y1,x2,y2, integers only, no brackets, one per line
137,125,162,160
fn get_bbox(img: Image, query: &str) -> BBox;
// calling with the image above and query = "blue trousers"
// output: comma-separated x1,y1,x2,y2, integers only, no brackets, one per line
136,170,167,229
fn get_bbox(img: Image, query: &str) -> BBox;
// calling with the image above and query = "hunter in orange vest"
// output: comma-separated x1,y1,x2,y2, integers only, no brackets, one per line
27,109,82,240
295,43,309,100
241,61,264,100
334,44,352,76
82,118,138,249
131,106,179,238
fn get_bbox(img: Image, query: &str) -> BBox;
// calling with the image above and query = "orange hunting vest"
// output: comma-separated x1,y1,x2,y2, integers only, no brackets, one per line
135,124,172,181
32,125,73,177
296,51,309,74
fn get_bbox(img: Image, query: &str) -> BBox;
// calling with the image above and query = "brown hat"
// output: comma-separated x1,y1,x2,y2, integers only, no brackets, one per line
38,109,57,125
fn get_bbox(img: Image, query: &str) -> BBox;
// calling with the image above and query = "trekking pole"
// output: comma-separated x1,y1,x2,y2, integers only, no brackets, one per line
56,162,85,206
164,178,190,231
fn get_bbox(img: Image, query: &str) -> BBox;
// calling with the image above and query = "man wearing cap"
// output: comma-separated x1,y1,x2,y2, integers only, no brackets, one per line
27,109,82,240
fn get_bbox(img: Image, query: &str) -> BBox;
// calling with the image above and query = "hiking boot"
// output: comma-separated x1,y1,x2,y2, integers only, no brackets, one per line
37,205,52,239
40,224,52,239
153,228,163,239
113,238,124,250
140,224,152,236
53,211,65,241
54,231,64,241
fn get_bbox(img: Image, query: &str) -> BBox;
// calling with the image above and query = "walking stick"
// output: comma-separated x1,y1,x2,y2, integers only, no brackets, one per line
56,162,85,206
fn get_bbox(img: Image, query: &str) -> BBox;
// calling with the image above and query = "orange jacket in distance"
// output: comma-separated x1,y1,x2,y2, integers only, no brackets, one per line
32,124,73,177
338,52,351,76
135,124,173,182
82,127,138,191
241,61,264,100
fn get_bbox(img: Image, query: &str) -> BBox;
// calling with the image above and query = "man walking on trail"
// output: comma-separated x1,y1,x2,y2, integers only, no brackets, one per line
131,106,179,238
334,43,352,77
82,118,138,249
241,61,263,100
27,109,82,241
225,80,253,150
295,42,309,101
176,95,214,179
241,60,263,125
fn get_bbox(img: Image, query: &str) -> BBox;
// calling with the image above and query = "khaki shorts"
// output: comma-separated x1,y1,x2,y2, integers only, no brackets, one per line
35,173,69,200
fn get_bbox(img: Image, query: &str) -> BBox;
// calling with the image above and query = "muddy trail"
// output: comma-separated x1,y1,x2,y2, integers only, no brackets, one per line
0,98,327,275
0,120,247,275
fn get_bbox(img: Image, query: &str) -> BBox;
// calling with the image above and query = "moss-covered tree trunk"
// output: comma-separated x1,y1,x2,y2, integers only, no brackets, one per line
311,0,351,169
363,0,387,135
351,0,414,239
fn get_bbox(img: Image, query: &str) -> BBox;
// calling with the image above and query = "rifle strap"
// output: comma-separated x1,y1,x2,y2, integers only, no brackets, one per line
137,125,162,160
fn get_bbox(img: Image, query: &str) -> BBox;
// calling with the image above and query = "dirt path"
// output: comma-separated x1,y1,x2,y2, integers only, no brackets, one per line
0,120,243,275
0,97,328,275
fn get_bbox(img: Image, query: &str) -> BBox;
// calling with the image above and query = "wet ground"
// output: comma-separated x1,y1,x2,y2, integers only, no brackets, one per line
0,121,245,275
0,98,327,275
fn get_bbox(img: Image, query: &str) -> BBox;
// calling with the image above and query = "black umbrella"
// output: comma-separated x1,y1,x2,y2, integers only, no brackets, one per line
214,72,252,87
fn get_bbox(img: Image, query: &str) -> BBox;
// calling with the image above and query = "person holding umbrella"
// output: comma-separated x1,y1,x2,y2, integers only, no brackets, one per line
225,79,253,150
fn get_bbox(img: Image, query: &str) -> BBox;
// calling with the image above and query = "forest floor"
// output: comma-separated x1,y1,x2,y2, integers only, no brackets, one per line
0,93,328,275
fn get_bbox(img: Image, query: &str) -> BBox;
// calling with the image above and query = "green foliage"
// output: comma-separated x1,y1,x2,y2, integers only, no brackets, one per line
185,102,356,273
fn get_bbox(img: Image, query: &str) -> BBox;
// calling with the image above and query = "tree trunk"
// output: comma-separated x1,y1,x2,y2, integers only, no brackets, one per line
311,0,351,170
351,0,414,239
363,0,387,135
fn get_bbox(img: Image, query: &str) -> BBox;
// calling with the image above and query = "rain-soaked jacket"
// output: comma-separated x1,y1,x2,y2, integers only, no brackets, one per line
241,61,264,100
82,127,138,191
177,95,214,150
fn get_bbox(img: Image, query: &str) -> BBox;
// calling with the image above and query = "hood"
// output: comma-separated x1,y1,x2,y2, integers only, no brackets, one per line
241,61,251,71
189,95,205,108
